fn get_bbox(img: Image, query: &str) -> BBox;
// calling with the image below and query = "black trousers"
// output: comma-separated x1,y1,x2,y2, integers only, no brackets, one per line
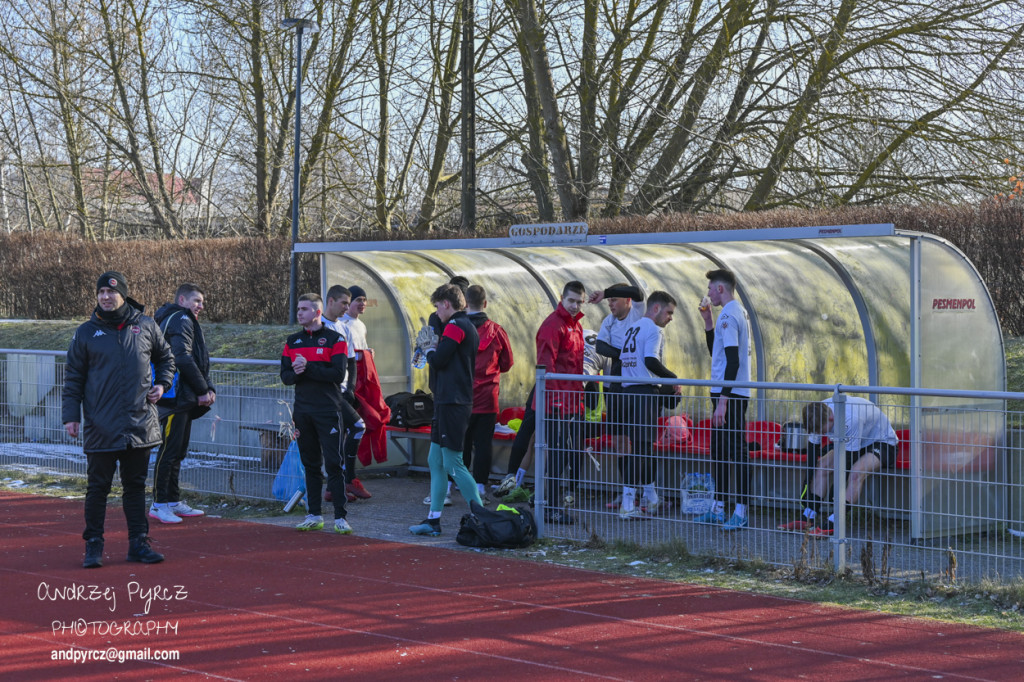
339,395,362,484
543,410,581,507
621,385,658,486
463,412,498,485
84,448,150,541
293,411,347,519
153,411,193,503
710,394,750,506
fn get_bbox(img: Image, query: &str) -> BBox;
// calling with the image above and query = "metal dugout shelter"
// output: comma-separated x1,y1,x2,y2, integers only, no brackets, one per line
300,224,1007,538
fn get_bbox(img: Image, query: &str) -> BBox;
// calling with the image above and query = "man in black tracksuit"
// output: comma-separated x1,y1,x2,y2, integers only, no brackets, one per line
409,283,481,536
281,293,353,534
63,271,174,568
149,283,216,524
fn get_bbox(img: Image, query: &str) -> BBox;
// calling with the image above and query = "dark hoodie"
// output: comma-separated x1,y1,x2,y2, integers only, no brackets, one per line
154,302,214,417
467,311,514,413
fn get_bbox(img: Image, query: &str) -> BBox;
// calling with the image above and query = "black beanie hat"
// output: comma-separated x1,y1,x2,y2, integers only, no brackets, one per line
348,285,367,300
97,271,129,298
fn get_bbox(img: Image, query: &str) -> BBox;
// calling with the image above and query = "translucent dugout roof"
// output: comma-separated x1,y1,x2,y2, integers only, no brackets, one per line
311,227,1005,413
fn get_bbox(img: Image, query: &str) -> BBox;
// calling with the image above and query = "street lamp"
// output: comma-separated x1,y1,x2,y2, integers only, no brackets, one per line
282,17,319,324
461,0,475,233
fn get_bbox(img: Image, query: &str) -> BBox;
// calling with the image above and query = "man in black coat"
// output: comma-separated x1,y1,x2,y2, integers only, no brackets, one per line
62,271,175,568
409,283,481,537
149,283,217,524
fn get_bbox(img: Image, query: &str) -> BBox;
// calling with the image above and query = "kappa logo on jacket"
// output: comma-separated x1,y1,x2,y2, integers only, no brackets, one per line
92,330,105,337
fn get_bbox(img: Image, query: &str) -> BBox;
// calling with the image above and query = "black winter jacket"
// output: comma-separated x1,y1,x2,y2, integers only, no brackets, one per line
61,301,175,453
154,302,214,417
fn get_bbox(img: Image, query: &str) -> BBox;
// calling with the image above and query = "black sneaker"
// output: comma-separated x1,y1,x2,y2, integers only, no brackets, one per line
126,534,165,564
409,519,441,536
83,538,104,568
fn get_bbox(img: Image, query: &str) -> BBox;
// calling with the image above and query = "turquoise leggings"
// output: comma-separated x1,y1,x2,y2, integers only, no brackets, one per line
428,442,482,513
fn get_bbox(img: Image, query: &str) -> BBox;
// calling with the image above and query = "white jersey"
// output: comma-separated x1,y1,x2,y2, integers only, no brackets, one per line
808,397,898,452
619,317,665,386
339,314,368,352
597,303,644,353
710,299,751,397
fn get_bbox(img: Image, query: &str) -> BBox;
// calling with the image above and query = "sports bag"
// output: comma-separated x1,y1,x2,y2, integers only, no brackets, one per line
384,390,434,427
456,501,537,549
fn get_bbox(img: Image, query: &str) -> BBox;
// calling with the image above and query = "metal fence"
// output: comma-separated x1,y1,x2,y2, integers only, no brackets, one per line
5,348,1024,586
1,350,293,502
534,370,1024,586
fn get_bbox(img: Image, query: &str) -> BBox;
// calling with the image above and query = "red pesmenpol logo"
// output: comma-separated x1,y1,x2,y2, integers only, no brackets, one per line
932,298,976,311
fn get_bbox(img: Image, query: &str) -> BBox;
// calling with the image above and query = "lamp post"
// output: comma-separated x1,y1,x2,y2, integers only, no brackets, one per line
282,17,319,324
460,0,475,232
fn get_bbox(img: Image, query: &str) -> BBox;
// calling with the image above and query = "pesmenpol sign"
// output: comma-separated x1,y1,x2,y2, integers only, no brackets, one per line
509,222,588,245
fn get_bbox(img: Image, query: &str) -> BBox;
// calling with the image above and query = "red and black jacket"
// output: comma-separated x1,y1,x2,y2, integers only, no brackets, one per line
280,324,348,413
427,311,479,406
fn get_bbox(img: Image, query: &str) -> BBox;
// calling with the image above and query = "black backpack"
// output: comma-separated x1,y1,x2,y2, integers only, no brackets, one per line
384,390,434,428
456,501,537,549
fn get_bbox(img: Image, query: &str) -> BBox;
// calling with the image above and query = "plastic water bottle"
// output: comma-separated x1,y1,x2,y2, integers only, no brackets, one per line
412,348,426,369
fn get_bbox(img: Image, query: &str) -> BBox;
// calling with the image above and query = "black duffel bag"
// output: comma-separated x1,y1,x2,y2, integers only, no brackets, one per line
384,390,434,428
456,501,537,549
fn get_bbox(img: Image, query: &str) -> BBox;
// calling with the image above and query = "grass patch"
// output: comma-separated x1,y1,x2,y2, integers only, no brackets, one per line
0,468,282,520
517,536,1024,631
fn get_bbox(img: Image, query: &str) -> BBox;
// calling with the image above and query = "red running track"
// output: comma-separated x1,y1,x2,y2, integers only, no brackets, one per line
2,490,1022,681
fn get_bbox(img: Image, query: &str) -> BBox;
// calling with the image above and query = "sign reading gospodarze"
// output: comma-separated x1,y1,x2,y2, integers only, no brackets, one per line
509,222,588,245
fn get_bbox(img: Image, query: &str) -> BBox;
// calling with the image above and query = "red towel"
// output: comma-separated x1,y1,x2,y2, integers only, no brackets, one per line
354,349,391,465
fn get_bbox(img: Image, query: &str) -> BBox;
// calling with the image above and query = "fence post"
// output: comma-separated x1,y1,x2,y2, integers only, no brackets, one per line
534,365,547,538
832,388,847,574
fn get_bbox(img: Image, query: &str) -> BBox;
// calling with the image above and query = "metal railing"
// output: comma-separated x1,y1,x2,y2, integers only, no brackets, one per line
4,348,1024,586
534,369,1024,585
1,350,292,502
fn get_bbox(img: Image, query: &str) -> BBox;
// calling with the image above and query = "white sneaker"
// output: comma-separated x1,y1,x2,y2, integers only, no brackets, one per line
170,501,204,517
149,505,182,524
295,514,324,531
422,494,453,506
333,518,353,534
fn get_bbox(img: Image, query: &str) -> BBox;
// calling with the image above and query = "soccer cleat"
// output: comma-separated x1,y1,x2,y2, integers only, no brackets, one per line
544,509,576,525
605,494,623,509
346,492,358,503
83,538,104,569
126,534,164,564
641,499,661,516
409,519,441,536
494,474,517,497
347,479,372,499
722,513,749,531
777,519,811,532
333,518,354,534
693,509,725,525
809,526,834,537
422,494,452,507
295,514,324,531
170,501,204,517
149,505,183,524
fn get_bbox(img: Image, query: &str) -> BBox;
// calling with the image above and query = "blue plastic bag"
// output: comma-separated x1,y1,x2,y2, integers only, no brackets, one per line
272,441,306,501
